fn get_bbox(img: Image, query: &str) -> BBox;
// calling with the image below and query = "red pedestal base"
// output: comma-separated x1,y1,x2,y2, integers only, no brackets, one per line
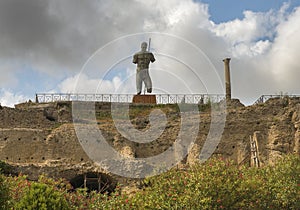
132,95,157,104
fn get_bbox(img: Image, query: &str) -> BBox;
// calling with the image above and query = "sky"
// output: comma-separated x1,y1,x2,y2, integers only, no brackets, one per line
1,0,300,107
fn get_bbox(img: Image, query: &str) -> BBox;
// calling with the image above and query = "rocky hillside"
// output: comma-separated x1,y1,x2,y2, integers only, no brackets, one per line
0,97,299,189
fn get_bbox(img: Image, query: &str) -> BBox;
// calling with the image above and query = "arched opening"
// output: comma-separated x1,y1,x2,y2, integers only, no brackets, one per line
69,172,116,193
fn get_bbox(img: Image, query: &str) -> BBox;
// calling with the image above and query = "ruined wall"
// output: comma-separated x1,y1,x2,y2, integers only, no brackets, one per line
0,98,300,181
0,102,88,164
0,125,91,164
223,97,300,166
0,128,51,162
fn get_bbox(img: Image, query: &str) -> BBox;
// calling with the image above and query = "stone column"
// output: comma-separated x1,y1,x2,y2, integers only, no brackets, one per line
223,58,231,101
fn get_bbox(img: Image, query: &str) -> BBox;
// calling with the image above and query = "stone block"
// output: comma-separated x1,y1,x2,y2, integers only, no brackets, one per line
132,95,156,104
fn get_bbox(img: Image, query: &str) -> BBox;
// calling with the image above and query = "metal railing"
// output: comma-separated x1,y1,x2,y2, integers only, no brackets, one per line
255,94,300,104
35,93,225,104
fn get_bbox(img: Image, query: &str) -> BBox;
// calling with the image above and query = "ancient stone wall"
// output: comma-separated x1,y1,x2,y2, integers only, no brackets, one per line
0,98,299,183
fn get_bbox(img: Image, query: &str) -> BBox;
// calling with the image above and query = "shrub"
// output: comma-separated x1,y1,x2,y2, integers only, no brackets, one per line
15,182,69,210
118,155,300,209
1,155,299,209
0,174,10,210
0,161,12,175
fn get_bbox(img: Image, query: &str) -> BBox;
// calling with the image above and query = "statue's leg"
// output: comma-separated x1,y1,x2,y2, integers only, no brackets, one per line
136,71,142,95
144,70,152,93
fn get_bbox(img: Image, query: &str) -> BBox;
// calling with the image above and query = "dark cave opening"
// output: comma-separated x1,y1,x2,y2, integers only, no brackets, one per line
69,172,116,194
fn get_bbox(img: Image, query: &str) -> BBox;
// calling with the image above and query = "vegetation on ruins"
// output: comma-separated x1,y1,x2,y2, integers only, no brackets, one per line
0,154,299,209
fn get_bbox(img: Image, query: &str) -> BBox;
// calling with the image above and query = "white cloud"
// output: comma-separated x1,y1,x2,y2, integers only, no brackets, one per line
1,0,300,106
209,3,290,58
0,62,20,88
51,1,300,105
231,40,271,57
266,6,300,92
58,72,135,94
0,89,28,107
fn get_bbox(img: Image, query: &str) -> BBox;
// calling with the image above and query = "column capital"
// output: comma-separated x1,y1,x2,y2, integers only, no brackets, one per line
223,58,231,63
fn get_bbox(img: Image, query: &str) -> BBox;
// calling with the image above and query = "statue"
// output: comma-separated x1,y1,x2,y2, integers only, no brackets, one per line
133,41,155,95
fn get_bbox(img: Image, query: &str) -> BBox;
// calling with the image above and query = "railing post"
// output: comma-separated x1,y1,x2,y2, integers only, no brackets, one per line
35,94,39,103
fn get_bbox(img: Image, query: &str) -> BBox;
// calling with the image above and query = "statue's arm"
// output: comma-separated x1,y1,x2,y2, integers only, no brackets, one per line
150,53,155,63
133,54,138,64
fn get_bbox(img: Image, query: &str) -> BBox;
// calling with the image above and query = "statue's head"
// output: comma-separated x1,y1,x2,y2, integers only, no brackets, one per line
141,42,147,52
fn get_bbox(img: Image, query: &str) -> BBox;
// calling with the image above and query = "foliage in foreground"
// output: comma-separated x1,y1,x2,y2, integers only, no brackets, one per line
15,182,69,210
0,155,299,209
134,155,299,209
0,174,10,210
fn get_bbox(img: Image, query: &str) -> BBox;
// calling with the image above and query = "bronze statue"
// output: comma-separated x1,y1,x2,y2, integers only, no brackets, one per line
133,42,155,95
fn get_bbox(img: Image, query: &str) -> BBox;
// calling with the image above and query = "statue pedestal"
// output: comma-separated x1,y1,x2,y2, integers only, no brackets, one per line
132,95,157,104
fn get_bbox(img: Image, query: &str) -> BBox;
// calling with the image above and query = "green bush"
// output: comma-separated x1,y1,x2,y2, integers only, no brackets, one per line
0,161,12,175
15,182,69,210
123,155,300,209
0,174,10,210
234,155,300,209
1,155,299,209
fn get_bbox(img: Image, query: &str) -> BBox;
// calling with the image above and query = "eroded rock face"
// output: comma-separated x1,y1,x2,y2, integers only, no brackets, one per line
0,98,300,181
291,104,300,155
120,145,135,158
264,98,300,164
187,97,300,166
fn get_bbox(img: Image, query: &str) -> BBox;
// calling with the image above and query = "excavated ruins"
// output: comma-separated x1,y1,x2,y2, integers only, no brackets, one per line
0,96,300,192
1,58,299,192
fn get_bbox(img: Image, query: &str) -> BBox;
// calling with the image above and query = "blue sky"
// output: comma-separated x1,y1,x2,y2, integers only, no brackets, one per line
0,0,300,106
200,0,298,23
